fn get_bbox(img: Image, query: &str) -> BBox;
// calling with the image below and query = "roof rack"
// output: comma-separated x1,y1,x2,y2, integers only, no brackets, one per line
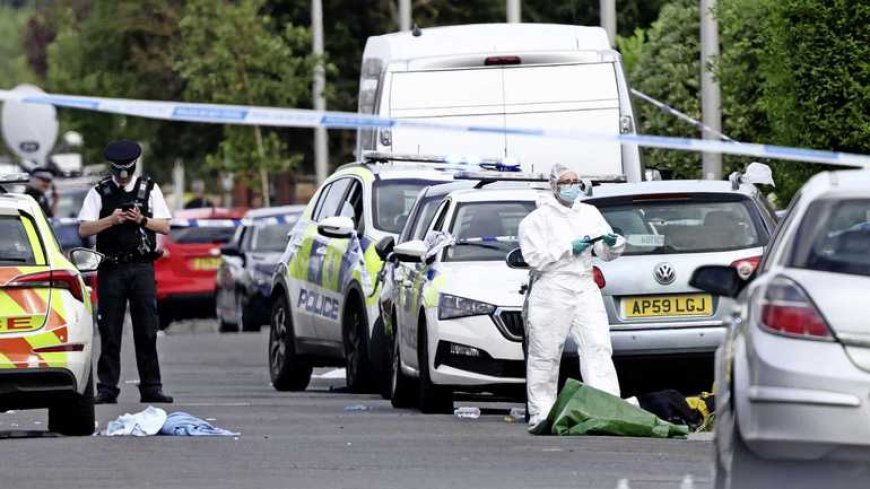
0,173,31,193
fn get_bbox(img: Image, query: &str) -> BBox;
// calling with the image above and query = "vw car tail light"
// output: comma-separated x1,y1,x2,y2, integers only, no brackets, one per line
592,266,606,289
731,255,762,280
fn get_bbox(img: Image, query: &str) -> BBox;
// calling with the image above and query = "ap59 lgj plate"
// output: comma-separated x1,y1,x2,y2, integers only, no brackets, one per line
623,294,713,318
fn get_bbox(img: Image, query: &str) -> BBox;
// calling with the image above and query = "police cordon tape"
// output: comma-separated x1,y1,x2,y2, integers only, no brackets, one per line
2,88,870,169
170,215,297,227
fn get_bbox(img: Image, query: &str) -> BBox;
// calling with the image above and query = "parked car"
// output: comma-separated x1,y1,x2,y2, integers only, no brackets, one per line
0,175,103,436
215,206,304,333
155,207,247,330
692,170,870,489
269,154,461,393
384,183,540,412
50,175,100,252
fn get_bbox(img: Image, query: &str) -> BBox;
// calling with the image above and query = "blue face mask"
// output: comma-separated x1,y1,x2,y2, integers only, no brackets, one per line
557,184,581,202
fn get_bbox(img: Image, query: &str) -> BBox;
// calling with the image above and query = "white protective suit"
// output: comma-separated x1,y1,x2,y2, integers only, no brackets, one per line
518,190,626,427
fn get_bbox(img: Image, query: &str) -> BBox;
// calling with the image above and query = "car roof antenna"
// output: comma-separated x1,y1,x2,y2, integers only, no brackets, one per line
412,23,422,37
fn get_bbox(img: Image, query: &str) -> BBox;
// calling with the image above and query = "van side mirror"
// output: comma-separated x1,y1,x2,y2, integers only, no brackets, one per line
318,216,355,239
689,265,745,298
505,248,529,269
393,240,427,263
220,243,241,257
374,236,395,261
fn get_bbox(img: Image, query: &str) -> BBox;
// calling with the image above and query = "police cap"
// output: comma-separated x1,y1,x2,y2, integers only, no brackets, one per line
103,139,142,166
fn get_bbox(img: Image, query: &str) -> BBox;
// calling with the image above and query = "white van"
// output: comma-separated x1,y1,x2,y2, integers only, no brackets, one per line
358,23,643,182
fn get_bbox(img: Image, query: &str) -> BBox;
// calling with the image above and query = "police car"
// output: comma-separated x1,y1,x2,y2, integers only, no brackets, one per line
382,179,551,412
0,174,103,435
269,154,472,392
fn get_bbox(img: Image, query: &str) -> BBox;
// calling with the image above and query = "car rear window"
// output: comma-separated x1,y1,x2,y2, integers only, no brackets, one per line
372,179,438,233
790,198,870,277
444,201,536,262
592,195,766,256
170,226,237,244
0,216,38,265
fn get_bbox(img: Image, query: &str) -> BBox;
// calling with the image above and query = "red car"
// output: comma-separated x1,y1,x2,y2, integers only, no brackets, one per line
156,207,247,330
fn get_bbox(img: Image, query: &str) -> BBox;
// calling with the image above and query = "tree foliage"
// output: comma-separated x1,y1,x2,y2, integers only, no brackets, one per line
174,0,315,203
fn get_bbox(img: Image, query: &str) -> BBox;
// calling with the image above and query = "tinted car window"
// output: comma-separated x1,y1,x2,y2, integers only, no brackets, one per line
55,190,89,219
790,198,870,278
373,179,435,233
0,216,37,265
593,195,766,255
252,223,295,252
444,201,536,262
170,226,237,244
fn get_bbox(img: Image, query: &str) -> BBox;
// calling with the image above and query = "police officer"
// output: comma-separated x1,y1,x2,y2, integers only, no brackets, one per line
78,140,173,404
24,167,56,218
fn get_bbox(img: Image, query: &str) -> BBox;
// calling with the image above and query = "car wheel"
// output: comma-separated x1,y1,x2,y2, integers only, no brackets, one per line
343,297,374,393
158,302,173,331
417,316,453,414
369,315,392,399
239,293,260,333
269,294,312,391
390,317,417,408
49,370,95,436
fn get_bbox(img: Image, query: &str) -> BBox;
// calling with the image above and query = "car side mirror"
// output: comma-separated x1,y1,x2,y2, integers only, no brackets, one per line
69,247,104,273
393,240,427,263
220,243,241,257
317,216,355,239
505,248,529,269
689,265,745,298
374,236,395,261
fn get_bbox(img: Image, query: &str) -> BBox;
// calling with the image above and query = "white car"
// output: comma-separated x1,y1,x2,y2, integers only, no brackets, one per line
0,177,103,436
384,184,539,412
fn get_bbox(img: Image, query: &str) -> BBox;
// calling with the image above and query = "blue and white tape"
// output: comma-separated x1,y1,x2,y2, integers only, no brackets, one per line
2,89,869,169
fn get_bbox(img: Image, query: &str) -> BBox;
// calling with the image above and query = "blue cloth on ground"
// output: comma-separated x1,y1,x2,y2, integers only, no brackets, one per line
158,412,239,437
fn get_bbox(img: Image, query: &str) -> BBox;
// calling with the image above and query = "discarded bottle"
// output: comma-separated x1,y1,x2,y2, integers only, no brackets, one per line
344,404,370,412
453,407,481,419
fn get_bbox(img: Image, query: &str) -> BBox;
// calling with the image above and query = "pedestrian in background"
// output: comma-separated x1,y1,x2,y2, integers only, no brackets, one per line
78,139,174,404
184,179,213,209
518,164,626,434
24,167,56,218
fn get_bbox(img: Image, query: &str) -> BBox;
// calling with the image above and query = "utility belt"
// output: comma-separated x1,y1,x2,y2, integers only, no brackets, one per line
102,250,161,265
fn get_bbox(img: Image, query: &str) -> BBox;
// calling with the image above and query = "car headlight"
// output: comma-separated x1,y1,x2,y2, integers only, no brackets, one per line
438,294,496,320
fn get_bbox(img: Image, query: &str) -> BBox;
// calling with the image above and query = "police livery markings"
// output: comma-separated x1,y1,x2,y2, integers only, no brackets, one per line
1,89,869,169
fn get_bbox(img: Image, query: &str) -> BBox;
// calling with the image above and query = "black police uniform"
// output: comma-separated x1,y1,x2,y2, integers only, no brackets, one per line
23,185,53,218
93,140,171,403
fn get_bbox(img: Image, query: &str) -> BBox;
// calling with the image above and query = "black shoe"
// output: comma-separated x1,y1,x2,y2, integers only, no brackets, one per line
94,392,117,404
140,391,174,403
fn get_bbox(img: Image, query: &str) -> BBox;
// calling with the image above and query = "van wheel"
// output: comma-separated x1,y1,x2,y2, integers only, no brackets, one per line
269,294,312,391
390,319,417,408
49,370,95,436
343,298,374,393
417,316,453,414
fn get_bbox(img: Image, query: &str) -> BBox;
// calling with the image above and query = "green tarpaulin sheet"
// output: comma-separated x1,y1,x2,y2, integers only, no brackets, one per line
547,379,689,438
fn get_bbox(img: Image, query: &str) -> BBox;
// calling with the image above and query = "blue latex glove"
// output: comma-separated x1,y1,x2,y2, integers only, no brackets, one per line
571,238,592,255
602,233,619,246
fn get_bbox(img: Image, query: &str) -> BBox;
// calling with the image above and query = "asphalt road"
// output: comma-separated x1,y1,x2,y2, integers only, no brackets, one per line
1,320,713,489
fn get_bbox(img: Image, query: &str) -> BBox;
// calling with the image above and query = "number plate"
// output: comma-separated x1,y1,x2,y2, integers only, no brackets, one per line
190,257,221,271
623,294,713,318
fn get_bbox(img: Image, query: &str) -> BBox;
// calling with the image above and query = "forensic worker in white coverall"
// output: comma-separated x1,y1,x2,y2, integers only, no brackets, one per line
518,164,626,432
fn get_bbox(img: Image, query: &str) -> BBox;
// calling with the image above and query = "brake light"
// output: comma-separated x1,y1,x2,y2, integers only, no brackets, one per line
758,276,831,340
484,56,521,66
731,256,762,280
7,270,85,302
593,266,606,289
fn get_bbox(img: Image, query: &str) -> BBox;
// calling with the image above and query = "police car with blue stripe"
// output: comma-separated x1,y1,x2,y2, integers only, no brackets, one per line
269,153,493,392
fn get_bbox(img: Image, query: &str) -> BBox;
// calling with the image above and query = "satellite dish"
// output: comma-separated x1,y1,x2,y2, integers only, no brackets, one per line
1,84,59,167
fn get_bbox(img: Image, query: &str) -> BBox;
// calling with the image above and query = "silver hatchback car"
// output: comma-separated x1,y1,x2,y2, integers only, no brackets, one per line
566,178,777,364
692,170,870,489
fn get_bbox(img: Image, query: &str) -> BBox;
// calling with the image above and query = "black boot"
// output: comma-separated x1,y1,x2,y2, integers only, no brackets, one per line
140,390,174,403
94,392,117,404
